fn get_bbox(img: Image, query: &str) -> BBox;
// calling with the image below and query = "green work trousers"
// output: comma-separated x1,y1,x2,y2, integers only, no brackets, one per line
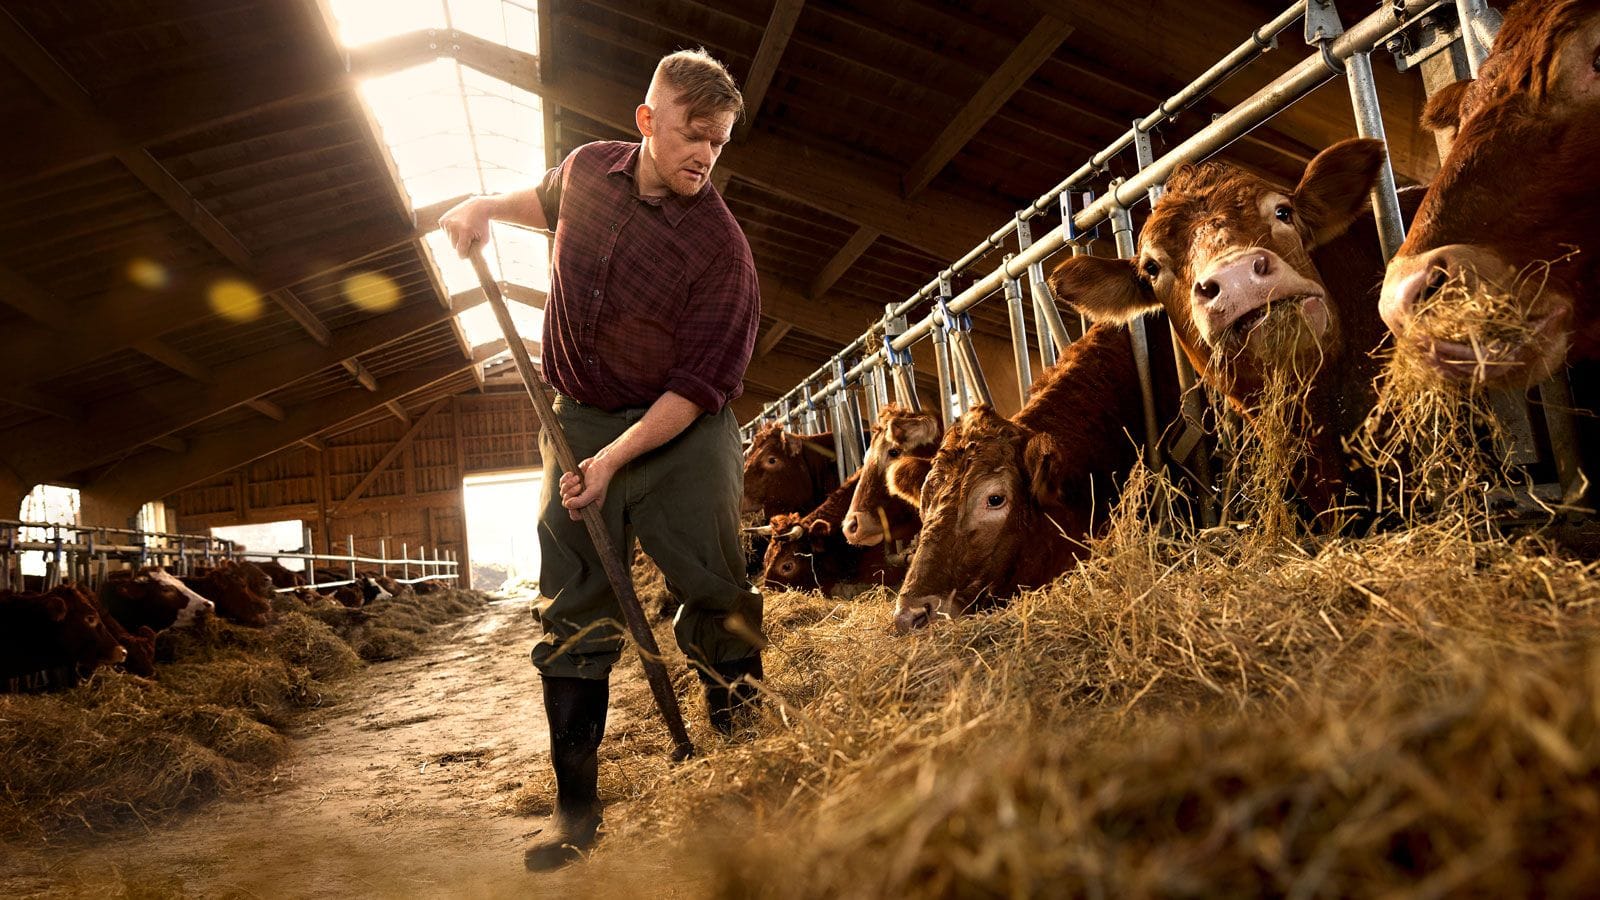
531,395,763,680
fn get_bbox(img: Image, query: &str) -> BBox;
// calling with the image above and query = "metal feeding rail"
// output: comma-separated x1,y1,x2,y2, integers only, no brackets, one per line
741,0,1563,498
0,519,459,594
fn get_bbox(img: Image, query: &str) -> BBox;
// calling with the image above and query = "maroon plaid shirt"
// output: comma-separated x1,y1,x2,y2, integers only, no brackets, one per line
534,141,759,414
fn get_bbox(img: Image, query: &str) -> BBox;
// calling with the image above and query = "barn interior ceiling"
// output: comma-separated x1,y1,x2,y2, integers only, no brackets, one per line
0,0,1436,511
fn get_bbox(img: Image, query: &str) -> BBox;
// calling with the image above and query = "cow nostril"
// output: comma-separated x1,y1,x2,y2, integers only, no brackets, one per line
1252,253,1270,277
1195,279,1220,301
1421,265,1451,302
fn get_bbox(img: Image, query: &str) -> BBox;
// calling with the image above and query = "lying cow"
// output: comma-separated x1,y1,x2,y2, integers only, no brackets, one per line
841,404,939,552
1048,139,1420,518
1381,1,1599,389
1,585,128,691
761,474,909,595
100,567,215,632
892,322,1167,630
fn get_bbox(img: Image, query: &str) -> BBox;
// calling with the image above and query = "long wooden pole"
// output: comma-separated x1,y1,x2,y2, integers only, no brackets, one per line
467,247,694,761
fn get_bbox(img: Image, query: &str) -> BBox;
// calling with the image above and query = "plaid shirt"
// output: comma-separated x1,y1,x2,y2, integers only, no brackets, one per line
534,141,759,414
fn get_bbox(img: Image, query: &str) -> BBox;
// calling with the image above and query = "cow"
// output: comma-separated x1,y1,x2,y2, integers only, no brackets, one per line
741,423,840,520
892,322,1161,631
181,560,274,627
761,473,909,595
1046,139,1421,518
1,585,128,691
255,560,308,589
1380,1,1600,389
841,404,940,551
100,567,215,632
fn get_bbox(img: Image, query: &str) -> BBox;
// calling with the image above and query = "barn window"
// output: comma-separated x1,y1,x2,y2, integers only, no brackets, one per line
17,484,80,578
211,520,311,572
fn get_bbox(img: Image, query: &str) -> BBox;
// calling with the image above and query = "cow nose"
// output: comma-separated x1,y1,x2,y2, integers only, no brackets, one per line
1381,244,1477,333
111,645,128,664
842,513,859,537
1194,249,1274,308
893,602,932,633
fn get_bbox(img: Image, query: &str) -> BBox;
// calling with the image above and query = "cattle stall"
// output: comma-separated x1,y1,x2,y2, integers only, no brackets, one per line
741,0,1586,514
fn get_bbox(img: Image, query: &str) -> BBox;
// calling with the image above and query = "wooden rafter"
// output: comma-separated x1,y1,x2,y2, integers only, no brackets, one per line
808,225,880,300
246,398,286,422
329,399,446,517
901,14,1075,197
133,341,214,383
755,320,794,359
342,359,380,392
734,0,805,142
384,400,412,427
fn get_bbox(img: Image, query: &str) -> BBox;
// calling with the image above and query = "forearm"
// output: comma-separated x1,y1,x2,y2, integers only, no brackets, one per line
480,187,550,231
593,392,703,470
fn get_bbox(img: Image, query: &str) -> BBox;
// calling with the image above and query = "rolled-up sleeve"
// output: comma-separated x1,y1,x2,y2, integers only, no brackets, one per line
665,256,761,414
534,149,577,227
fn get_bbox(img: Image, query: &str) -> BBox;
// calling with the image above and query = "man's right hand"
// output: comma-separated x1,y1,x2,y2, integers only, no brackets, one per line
438,196,496,259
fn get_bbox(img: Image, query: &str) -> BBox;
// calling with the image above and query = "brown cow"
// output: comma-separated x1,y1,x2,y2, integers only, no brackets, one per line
1047,139,1418,517
1,585,128,691
762,473,909,595
841,404,939,551
892,322,1156,631
100,567,215,632
741,423,840,520
182,560,273,627
1380,1,1600,388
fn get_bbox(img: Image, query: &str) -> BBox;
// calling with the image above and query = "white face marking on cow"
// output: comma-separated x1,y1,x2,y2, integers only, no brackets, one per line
147,569,215,627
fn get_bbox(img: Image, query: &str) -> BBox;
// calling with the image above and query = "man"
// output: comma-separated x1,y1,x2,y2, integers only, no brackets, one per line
440,49,764,870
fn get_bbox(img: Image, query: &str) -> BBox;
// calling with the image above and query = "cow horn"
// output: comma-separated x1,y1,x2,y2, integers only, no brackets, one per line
783,525,805,539
742,525,774,536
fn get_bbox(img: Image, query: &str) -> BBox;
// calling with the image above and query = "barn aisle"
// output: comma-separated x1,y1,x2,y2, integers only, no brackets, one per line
3,596,563,897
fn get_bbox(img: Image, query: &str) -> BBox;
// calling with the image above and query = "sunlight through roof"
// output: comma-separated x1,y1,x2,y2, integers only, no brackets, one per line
328,0,548,363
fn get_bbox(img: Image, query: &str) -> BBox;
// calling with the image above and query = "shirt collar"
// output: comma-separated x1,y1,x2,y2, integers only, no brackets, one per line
608,142,706,228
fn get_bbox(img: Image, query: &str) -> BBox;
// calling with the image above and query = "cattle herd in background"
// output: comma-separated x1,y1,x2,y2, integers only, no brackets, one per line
0,558,448,692
742,2,1599,629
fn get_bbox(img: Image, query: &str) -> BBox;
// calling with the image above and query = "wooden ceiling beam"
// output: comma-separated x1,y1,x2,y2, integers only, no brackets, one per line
734,0,805,142
88,350,500,509
341,359,380,392
808,226,880,301
0,263,60,329
133,341,213,383
0,286,508,485
330,399,447,517
754,320,794,359
902,13,1076,197
246,398,286,422
384,400,412,427
0,384,80,423
148,435,188,454
0,12,334,347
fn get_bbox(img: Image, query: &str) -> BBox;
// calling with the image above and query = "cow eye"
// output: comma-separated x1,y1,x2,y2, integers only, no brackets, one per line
985,494,1006,509
780,561,796,574
1141,259,1161,280
764,455,779,466
887,447,902,459
84,614,99,627
1274,204,1294,223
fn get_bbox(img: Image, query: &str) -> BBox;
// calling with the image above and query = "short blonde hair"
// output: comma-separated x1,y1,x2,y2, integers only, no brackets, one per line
653,48,744,122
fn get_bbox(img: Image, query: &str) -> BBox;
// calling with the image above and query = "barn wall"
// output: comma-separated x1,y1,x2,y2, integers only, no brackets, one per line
163,393,545,587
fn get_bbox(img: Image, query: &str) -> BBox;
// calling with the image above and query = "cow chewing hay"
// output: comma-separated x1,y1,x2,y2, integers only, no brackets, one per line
522,456,1600,898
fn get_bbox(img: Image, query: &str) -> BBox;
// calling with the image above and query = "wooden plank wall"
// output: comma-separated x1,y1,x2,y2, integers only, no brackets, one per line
164,392,545,586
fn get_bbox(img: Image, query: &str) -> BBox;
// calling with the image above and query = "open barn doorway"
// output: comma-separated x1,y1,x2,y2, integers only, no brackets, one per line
462,470,543,592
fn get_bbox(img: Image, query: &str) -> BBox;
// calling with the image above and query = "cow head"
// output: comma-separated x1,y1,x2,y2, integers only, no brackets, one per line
1381,2,1600,387
759,512,826,591
1049,139,1388,400
741,422,837,518
48,586,128,670
144,568,216,627
893,405,1089,632
842,405,940,547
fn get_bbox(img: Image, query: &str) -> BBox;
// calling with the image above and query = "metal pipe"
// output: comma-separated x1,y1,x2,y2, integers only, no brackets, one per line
1345,50,1406,260
1109,202,1162,469
1453,0,1497,76
1003,270,1034,401
347,534,357,583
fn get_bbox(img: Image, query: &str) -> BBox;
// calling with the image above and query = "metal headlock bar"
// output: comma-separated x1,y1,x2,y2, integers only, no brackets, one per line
744,0,1458,446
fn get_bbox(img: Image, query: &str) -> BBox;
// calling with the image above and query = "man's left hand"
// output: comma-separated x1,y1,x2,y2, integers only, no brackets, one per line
560,457,614,521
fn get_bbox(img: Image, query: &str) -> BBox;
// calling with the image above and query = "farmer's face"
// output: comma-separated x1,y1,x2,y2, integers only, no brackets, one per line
638,97,733,197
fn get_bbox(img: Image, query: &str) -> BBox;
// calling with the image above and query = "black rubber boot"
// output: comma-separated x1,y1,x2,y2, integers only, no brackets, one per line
524,675,609,871
701,654,764,736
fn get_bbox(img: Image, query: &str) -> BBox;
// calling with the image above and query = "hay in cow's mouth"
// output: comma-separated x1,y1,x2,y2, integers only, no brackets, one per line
1402,252,1573,386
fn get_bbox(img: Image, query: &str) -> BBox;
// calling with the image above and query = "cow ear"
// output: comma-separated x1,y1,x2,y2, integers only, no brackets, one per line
808,519,833,537
887,457,932,510
1292,138,1386,249
44,594,68,622
891,414,939,450
1023,429,1063,507
1047,256,1157,324
780,431,799,455
1422,79,1470,133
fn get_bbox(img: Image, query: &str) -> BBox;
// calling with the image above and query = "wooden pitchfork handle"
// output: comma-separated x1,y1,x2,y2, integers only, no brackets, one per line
467,245,694,762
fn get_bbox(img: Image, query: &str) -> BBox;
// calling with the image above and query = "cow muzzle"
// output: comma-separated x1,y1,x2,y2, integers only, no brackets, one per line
841,511,883,547
892,593,947,633
1380,244,1570,387
1192,249,1327,345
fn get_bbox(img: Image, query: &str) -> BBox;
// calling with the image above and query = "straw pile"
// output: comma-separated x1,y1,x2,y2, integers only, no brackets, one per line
0,587,488,842
525,335,1600,896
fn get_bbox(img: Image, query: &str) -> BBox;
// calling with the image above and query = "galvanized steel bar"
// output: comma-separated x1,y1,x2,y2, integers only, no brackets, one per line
1344,48,1407,260
1003,266,1034,401
1109,201,1162,469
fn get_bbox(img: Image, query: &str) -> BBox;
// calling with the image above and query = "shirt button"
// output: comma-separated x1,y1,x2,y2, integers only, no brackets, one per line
609,223,618,232
591,288,600,297
598,255,608,264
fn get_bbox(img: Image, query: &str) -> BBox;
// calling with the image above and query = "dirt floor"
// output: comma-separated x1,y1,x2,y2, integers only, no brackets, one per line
0,595,619,898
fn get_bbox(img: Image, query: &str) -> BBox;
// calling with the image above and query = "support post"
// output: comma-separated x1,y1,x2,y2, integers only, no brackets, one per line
1002,264,1034,401
1108,196,1162,469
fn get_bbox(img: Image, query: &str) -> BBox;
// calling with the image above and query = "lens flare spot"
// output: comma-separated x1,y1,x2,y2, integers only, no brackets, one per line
342,271,400,311
208,279,263,321
127,258,169,289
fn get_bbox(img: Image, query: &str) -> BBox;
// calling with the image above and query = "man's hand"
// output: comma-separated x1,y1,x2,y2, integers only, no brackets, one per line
560,456,615,521
438,196,496,259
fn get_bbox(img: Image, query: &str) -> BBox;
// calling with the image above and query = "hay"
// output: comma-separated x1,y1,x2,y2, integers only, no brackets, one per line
526,452,1600,897
0,588,489,843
